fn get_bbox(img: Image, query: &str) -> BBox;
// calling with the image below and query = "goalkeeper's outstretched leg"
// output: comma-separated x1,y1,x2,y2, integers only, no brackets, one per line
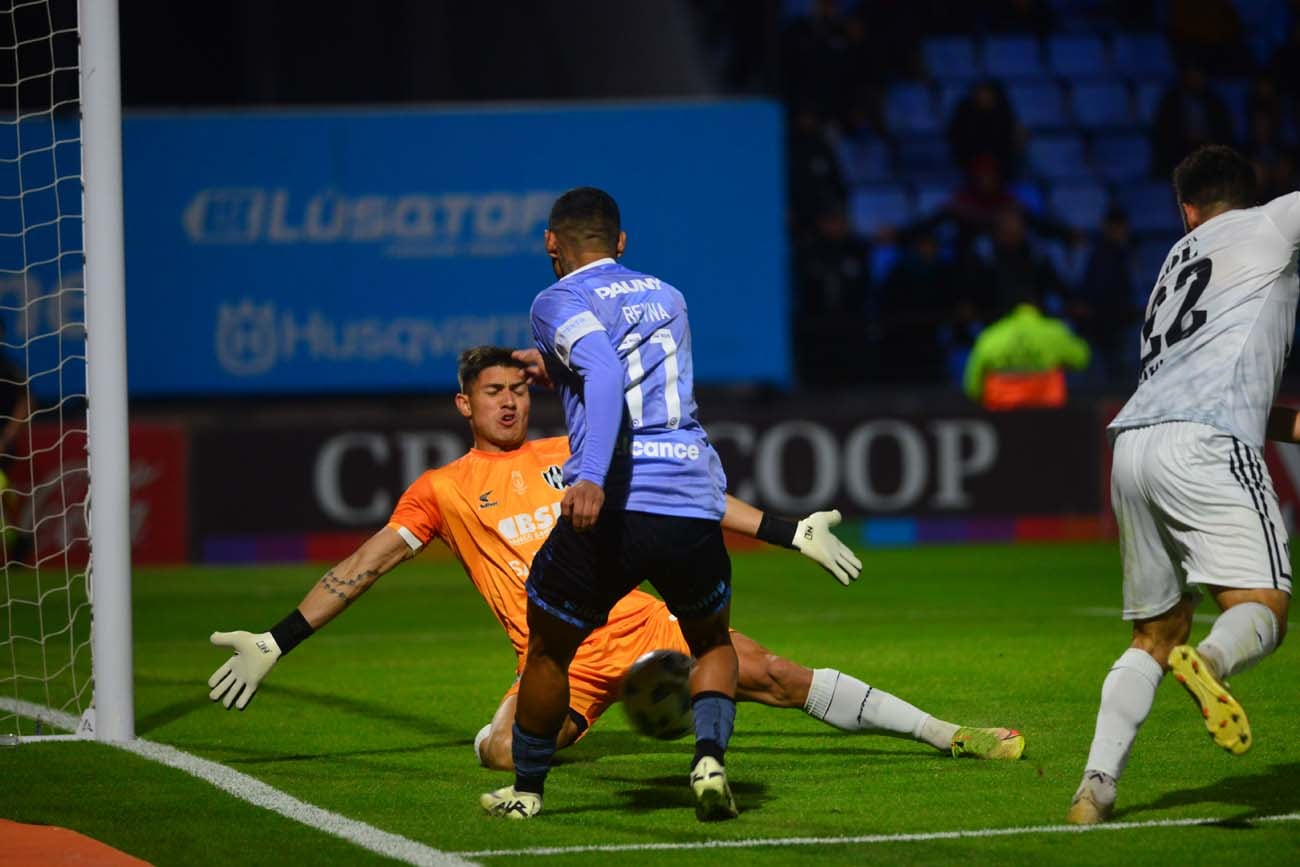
731,632,1023,759
475,629,1025,768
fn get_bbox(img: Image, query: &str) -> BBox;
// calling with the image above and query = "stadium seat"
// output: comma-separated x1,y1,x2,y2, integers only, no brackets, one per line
1111,33,1174,78
1048,183,1109,232
885,83,940,135
1010,180,1047,216
1008,82,1068,129
1134,80,1165,124
849,186,913,237
835,134,893,185
1026,134,1088,180
938,82,970,120
1119,182,1182,235
869,245,901,285
1213,79,1249,144
1070,82,1132,128
1133,238,1174,292
1234,1,1290,67
1091,134,1149,181
914,184,953,217
984,36,1045,79
894,135,955,179
1041,238,1088,291
1047,36,1109,78
923,36,982,80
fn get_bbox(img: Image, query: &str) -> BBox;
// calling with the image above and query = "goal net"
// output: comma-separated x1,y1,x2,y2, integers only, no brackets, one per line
0,0,109,741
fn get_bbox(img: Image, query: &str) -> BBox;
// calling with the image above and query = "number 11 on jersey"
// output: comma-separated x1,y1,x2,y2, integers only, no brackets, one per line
620,329,682,430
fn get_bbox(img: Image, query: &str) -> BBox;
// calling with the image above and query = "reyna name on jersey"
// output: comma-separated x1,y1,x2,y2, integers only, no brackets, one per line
621,301,672,325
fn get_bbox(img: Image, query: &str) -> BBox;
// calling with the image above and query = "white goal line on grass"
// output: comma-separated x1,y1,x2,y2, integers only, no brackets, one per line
456,811,1300,859
7,699,1298,865
0,698,477,867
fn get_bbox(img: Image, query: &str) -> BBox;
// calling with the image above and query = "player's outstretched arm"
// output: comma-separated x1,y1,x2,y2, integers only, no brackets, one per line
721,495,863,586
207,528,413,710
1267,405,1300,443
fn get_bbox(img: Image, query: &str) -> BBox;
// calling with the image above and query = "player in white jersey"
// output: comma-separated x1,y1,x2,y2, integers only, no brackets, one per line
1069,145,1300,825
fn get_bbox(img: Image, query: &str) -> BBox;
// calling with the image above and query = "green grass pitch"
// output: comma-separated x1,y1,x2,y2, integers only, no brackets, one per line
4,542,1300,865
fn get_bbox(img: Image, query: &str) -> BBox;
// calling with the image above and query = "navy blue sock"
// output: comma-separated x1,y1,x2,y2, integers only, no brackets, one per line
512,723,556,796
691,691,736,767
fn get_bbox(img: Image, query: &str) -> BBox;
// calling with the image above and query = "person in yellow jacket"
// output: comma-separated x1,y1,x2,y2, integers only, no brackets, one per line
963,299,1092,410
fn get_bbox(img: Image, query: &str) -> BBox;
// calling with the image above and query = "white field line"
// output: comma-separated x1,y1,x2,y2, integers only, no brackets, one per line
456,811,1300,859
0,696,80,734
0,697,477,867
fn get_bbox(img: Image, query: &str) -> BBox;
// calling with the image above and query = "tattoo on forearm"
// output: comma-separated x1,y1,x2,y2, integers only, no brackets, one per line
317,569,380,606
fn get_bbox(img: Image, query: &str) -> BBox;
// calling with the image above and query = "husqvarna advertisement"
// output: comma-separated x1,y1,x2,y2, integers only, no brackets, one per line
122,101,788,395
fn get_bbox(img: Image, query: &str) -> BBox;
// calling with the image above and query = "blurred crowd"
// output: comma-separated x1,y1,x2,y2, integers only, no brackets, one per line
713,0,1300,392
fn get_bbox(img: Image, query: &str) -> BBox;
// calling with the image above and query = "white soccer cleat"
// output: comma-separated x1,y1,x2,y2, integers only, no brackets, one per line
689,756,738,821
1066,770,1116,825
480,785,542,819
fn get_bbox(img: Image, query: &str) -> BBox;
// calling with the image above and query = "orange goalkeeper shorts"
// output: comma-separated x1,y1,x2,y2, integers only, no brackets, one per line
503,599,690,728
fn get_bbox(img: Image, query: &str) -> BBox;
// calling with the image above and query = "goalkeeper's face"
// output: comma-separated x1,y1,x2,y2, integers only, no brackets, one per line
457,365,531,453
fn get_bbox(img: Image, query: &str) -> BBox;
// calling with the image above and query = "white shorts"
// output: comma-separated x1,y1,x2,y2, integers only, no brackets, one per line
1111,422,1293,620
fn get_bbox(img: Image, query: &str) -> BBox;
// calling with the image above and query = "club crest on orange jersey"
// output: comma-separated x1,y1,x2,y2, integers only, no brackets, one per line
542,465,564,491
510,470,528,496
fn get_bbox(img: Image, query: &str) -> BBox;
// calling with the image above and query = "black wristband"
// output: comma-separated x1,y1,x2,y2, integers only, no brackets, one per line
755,513,798,549
268,609,314,656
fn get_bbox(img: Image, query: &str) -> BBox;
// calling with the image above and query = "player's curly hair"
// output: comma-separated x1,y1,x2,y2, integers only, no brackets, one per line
1173,145,1258,210
548,187,621,253
457,346,526,392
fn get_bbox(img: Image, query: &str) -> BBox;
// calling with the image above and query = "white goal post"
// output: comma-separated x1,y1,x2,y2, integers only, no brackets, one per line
79,0,132,743
0,0,132,744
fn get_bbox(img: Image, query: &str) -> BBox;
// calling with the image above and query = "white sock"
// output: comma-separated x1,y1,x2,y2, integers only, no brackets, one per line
1197,602,1280,680
473,723,492,767
803,668,958,749
1083,648,1163,780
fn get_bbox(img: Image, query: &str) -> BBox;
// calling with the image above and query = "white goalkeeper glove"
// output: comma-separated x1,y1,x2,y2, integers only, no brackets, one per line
793,510,863,586
208,630,281,710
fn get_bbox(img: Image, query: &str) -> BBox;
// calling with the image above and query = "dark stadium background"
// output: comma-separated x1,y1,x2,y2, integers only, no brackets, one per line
22,0,1300,565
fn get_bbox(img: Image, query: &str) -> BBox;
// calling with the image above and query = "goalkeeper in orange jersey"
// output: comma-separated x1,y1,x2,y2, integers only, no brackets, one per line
207,346,1024,766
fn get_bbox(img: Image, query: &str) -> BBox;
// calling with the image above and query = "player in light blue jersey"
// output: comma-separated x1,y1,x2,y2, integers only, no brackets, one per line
480,188,742,822
529,232,726,519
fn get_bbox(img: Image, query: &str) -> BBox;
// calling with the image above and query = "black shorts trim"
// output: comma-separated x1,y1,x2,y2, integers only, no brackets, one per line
1230,439,1285,588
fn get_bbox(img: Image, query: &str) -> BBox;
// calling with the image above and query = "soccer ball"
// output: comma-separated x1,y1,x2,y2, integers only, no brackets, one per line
620,649,693,740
